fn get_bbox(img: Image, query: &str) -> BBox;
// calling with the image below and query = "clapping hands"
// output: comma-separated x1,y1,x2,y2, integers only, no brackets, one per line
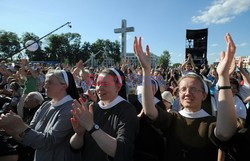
0,111,27,137
71,98,94,135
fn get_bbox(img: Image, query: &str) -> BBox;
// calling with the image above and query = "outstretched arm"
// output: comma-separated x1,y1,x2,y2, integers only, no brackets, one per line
215,33,237,141
189,55,196,71
181,56,190,70
72,60,84,80
237,57,250,86
133,37,158,120
22,59,37,78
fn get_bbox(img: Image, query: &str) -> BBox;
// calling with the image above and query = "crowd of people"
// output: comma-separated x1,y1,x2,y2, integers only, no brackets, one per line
0,33,249,161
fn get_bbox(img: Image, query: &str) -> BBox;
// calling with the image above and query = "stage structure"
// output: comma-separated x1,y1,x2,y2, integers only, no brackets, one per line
185,28,208,67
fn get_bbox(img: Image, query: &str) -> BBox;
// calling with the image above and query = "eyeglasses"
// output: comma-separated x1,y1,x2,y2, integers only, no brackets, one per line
163,99,171,104
179,87,203,94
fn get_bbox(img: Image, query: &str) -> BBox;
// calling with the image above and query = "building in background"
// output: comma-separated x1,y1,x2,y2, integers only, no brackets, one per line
87,52,159,68
235,56,250,72
126,52,159,68
214,55,250,72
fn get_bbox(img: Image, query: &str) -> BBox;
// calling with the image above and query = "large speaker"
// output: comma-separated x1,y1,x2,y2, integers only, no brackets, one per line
186,28,208,68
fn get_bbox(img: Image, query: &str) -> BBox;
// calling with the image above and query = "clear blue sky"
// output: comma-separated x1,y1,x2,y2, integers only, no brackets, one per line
1,0,250,64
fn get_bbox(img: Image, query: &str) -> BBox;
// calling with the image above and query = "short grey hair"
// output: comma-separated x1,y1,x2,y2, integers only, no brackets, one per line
27,92,44,105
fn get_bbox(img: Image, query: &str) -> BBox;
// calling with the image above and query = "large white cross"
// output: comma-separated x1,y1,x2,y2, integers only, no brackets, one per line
114,19,134,60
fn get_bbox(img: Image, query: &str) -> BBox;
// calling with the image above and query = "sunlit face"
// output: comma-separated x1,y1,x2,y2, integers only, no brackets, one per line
95,73,121,102
179,77,207,110
171,81,177,88
154,71,159,76
44,75,67,98
211,69,217,77
185,64,192,71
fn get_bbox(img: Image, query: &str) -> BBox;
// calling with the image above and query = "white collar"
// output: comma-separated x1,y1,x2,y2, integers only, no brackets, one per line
98,96,125,110
137,94,160,105
51,95,73,107
179,108,210,118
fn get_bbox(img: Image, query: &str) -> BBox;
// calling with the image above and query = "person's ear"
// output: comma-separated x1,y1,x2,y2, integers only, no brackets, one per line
115,84,122,93
62,84,68,91
202,93,207,101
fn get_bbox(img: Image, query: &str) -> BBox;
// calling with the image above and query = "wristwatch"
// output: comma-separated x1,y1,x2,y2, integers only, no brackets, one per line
88,124,100,135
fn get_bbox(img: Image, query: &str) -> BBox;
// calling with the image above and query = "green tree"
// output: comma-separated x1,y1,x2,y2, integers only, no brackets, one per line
44,33,81,64
90,39,121,66
158,50,171,69
110,40,121,64
103,40,121,65
21,32,46,61
0,31,21,61
90,39,106,65
63,33,82,64
80,42,91,63
44,34,66,62
0,30,121,66
172,63,181,68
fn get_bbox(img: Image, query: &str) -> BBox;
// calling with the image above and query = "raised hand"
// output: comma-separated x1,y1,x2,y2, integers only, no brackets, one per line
216,33,236,77
72,98,94,131
236,57,243,69
76,60,84,69
187,53,192,60
133,37,151,71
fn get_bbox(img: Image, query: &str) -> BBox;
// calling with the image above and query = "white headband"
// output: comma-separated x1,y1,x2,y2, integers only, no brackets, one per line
109,68,122,84
61,70,69,87
186,72,208,94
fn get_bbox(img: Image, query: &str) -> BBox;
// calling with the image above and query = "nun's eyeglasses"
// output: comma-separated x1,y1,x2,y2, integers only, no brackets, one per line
179,87,203,94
